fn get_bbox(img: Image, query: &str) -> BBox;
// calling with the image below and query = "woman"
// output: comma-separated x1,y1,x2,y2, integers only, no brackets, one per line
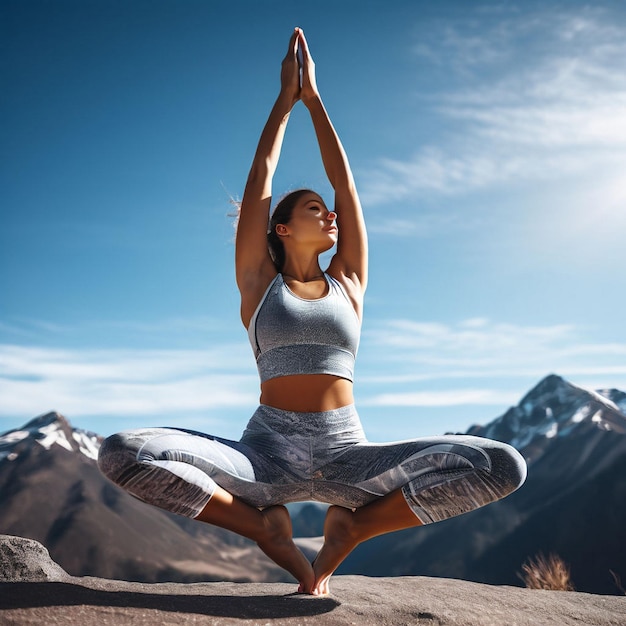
98,28,526,596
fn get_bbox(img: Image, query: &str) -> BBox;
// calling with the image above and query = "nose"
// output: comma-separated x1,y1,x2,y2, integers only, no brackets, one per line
326,211,337,221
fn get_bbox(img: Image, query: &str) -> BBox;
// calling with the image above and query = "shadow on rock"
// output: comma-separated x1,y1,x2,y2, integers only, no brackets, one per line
0,582,340,619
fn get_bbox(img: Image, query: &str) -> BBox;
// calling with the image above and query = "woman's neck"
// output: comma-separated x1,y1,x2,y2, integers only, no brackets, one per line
282,271,325,283
280,259,324,283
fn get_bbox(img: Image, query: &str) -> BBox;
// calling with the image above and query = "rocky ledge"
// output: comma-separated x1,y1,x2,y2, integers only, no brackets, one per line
1,535,625,625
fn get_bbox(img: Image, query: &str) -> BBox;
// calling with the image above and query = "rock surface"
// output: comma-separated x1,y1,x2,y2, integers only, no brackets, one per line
1,535,625,625
0,535,69,582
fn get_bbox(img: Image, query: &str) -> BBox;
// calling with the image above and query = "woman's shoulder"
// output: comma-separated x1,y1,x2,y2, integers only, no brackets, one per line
239,268,279,329
326,270,364,320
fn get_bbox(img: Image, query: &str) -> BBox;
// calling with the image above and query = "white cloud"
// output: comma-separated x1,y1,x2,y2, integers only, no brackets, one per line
357,318,626,396
0,344,252,380
2,318,623,420
0,315,233,341
0,343,258,420
361,6,626,210
352,315,626,413
363,388,519,408
365,318,578,363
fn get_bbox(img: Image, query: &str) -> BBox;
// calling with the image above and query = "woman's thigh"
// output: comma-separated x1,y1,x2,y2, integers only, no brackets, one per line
311,434,527,519
98,426,313,512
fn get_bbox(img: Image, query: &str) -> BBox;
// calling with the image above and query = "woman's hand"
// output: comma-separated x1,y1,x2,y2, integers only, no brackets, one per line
280,29,301,104
297,28,319,105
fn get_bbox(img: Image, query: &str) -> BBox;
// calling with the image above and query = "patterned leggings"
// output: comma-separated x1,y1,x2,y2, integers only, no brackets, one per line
98,404,527,524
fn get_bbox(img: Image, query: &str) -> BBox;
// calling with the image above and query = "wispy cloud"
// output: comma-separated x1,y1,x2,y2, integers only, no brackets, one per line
2,319,623,421
361,6,626,210
364,317,626,368
0,343,258,420
0,315,232,342
363,388,519,408
356,317,626,407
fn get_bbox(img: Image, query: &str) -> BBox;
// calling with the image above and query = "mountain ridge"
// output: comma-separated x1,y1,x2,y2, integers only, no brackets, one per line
3,535,626,626
338,373,626,594
1,373,625,593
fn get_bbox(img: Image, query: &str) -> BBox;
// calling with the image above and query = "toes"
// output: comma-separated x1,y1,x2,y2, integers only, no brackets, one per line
312,577,330,596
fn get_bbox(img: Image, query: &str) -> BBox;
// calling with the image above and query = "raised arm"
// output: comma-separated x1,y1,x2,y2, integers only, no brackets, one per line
236,30,300,326
298,29,368,295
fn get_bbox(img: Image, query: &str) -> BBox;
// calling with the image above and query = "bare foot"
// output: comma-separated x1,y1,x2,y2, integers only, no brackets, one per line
312,505,360,595
256,505,315,594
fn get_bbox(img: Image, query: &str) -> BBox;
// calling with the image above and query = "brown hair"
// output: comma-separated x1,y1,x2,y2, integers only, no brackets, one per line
267,189,315,271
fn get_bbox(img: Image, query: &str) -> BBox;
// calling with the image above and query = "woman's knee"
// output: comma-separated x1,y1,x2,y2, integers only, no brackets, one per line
97,430,144,485
483,439,527,493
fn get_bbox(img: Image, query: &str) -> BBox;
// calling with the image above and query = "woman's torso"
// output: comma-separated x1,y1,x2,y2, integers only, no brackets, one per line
260,374,355,412
247,272,361,412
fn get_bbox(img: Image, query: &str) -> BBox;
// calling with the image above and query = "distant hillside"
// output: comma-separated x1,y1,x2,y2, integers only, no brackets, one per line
1,374,625,593
0,412,305,582
337,374,626,595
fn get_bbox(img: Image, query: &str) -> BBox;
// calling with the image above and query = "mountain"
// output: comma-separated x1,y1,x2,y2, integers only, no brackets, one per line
337,374,626,595
2,374,626,592
467,373,626,459
0,412,303,583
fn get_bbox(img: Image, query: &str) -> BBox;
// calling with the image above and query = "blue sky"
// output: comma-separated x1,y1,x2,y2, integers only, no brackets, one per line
2,0,625,441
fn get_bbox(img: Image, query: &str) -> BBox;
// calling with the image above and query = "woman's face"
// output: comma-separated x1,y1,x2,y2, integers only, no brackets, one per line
278,192,337,251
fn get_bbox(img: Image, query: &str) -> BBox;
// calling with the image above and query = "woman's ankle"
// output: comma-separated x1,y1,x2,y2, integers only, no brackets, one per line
325,505,360,546
258,505,293,545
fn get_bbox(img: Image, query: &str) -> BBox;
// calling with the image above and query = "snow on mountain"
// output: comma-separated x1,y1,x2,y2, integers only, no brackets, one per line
1,374,626,591
0,412,294,583
597,387,626,413
466,374,626,462
0,412,102,463
343,374,626,595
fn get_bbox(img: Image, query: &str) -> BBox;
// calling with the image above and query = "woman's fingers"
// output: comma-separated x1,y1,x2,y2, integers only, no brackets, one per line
297,29,315,76
280,27,317,102
287,27,299,58
296,28,318,101
297,27,310,59
282,28,299,70
280,29,301,100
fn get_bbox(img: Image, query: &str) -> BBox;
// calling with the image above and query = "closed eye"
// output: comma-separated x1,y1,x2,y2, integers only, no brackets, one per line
310,207,325,215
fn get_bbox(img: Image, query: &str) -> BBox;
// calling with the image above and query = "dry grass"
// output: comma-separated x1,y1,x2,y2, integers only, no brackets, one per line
519,553,575,591
610,570,626,595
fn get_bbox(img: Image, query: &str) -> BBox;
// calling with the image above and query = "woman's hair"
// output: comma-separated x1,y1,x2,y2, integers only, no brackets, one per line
267,188,314,271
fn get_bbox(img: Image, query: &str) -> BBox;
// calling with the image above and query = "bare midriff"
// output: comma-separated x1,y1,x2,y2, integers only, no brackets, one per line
260,374,354,412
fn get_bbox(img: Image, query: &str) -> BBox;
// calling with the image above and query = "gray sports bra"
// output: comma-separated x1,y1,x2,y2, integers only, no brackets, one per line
247,273,361,383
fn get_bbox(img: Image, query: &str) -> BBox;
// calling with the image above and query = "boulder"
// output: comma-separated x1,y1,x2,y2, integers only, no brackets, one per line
0,535,69,582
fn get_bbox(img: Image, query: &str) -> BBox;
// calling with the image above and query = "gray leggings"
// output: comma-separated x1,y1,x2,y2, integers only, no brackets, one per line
98,404,527,525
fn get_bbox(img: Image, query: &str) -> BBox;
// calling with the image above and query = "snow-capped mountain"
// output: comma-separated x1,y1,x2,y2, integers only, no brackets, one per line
0,412,101,463
466,374,626,463
2,374,625,593
0,412,299,583
340,374,626,595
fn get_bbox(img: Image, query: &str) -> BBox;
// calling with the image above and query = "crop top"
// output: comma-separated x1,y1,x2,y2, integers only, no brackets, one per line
247,273,361,383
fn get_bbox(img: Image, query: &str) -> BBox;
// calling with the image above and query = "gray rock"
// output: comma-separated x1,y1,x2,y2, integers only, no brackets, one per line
0,535,69,582
1,535,625,625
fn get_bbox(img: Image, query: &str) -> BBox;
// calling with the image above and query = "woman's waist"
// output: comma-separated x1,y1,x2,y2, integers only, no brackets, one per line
259,374,354,413
242,401,366,444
